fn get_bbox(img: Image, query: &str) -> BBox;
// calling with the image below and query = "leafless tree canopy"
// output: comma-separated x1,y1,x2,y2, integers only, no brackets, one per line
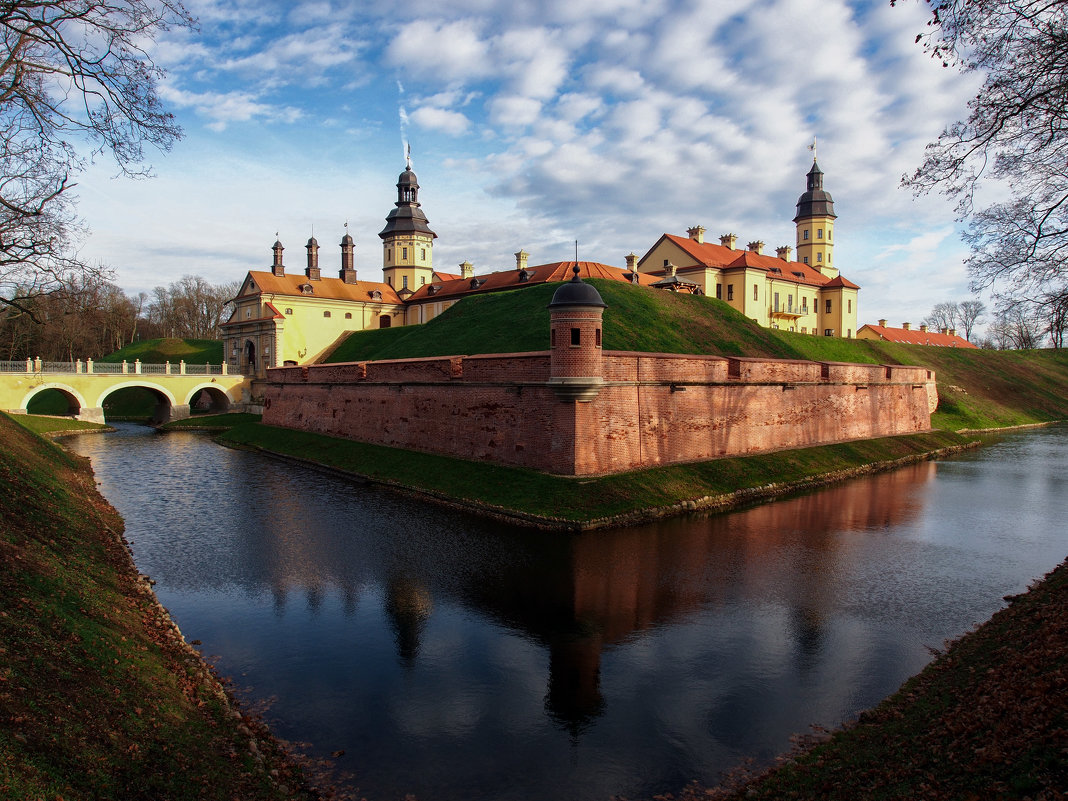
0,1,193,315
900,1,1068,301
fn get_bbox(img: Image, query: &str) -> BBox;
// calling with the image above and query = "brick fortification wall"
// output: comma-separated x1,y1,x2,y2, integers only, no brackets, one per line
261,351,937,476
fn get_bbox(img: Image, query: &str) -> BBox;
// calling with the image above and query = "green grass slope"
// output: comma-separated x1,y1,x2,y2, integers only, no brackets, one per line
99,338,223,364
324,280,1068,430
0,413,313,800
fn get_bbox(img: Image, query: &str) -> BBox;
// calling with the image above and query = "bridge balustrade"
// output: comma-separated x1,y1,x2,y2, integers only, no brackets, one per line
0,360,228,375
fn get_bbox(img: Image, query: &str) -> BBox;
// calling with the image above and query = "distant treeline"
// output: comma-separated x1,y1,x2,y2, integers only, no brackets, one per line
0,274,238,362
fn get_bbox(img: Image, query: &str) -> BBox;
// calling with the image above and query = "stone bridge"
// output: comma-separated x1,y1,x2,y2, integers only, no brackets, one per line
0,358,251,423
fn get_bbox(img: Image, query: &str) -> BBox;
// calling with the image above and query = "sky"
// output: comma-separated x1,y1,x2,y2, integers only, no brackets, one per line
73,0,985,329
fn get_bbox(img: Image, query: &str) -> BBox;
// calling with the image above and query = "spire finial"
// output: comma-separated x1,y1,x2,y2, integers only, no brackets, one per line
808,136,817,162
405,142,412,171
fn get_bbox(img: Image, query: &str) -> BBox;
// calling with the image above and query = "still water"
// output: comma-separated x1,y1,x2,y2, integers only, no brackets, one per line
66,424,1068,800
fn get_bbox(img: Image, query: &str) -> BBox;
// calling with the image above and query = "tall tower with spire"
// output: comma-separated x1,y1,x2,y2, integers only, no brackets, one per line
793,158,837,278
379,154,436,294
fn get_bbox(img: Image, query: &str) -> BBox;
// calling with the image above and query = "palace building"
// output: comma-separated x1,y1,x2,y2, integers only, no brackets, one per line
222,157,860,377
636,160,859,337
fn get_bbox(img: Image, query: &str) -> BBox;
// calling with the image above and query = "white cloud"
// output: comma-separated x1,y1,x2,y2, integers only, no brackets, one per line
385,19,492,81
160,85,303,130
410,106,471,135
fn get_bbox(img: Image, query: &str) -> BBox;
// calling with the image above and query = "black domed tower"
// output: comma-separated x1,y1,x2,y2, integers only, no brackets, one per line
547,266,607,402
379,154,436,293
793,160,837,276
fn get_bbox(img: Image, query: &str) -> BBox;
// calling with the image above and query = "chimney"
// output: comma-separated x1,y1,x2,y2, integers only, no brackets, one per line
878,319,887,327
625,252,638,271
747,240,765,255
339,232,357,284
687,225,705,244
305,237,320,281
949,328,957,337
719,233,737,250
667,263,678,278
776,245,792,261
271,239,284,277
459,260,474,279
515,249,529,271
919,324,928,333
940,327,948,335
902,322,911,330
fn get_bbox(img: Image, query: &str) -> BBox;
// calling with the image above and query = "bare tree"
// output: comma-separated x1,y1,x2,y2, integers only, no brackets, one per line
957,299,986,341
923,301,960,331
147,276,238,339
1037,288,1068,348
899,1,1068,300
0,1,193,316
988,304,1045,349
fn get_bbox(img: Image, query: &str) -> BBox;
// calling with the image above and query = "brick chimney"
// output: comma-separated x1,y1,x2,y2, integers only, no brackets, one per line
459,260,474,279
940,327,948,335
949,328,957,337
271,239,284,277
719,233,737,250
919,324,928,333
339,232,357,284
305,237,320,281
878,319,887,327
902,322,911,330
625,252,638,271
747,240,765,255
776,245,792,261
515,250,529,271
687,225,705,244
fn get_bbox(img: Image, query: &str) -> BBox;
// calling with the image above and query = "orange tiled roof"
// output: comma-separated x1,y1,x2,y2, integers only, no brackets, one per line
242,270,403,304
655,234,859,289
406,261,659,303
859,324,977,348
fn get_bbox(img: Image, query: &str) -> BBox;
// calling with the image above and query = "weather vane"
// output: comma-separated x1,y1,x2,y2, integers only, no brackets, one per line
808,136,817,162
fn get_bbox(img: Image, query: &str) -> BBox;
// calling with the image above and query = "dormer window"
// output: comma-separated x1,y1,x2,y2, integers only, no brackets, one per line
428,285,441,296
300,284,313,295
518,269,530,283
370,289,382,301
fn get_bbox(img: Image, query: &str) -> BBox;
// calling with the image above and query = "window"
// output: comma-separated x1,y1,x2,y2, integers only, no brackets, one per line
246,309,251,318
801,327,807,334
387,276,392,286
817,229,823,239
716,283,722,299
421,277,426,285
323,311,331,318
387,249,392,263
774,291,779,311
802,298,808,311
753,284,759,301
847,299,852,313
663,259,669,267
803,256,809,264
285,308,292,315
727,284,734,301
847,329,852,338
345,312,352,319
803,229,809,240
596,328,602,347
402,247,408,259
551,329,556,347
570,327,581,346
825,299,832,313
421,248,426,260
816,252,822,262
402,276,408,289
824,329,834,336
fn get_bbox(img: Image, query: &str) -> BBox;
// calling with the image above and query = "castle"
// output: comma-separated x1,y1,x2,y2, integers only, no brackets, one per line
223,157,859,377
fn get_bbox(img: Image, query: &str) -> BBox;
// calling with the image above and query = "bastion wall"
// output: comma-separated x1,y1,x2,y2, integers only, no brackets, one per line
261,351,937,476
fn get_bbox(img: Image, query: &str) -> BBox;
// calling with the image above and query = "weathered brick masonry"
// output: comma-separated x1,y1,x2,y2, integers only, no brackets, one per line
261,351,937,476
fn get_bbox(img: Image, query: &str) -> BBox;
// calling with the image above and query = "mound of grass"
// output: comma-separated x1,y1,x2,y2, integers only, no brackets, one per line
99,338,223,365
7,413,109,435
0,413,313,800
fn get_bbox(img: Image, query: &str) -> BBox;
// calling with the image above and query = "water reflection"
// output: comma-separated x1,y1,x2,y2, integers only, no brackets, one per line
66,425,1068,801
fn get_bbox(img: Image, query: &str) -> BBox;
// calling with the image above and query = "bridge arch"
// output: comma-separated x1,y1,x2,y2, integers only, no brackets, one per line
95,381,181,424
184,382,236,414
20,384,90,416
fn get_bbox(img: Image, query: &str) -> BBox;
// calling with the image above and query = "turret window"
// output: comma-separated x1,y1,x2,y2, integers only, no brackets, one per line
571,328,581,346
826,299,832,313
817,253,823,262
727,284,734,301
753,284,759,301
803,230,809,240
803,256,809,264
817,229,823,239
402,276,408,289
402,247,408,259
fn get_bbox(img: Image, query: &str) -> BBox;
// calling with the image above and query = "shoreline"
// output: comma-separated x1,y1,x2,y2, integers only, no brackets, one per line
214,426,983,531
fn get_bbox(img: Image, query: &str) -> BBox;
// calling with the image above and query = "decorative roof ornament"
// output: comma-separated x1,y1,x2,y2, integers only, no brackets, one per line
406,142,412,171
808,136,817,162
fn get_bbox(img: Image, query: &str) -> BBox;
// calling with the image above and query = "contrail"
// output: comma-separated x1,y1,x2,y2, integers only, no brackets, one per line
397,80,410,165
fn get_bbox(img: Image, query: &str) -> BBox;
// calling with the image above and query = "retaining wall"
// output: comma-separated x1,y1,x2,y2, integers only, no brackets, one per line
262,351,936,476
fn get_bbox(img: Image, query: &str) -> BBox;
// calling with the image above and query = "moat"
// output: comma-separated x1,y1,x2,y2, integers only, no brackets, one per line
66,424,1068,801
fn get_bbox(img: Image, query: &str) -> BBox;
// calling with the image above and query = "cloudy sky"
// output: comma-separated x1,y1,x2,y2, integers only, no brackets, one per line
74,0,983,328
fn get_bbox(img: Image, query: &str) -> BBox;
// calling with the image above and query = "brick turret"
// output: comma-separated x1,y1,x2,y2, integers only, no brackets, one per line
547,265,606,402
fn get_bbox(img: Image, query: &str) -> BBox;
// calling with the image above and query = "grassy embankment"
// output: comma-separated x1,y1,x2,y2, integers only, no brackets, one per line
0,412,314,800
28,338,226,419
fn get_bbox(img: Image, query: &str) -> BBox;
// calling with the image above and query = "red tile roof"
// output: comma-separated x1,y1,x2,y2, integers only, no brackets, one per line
858,324,977,348
241,270,403,304
651,234,859,290
406,261,659,303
